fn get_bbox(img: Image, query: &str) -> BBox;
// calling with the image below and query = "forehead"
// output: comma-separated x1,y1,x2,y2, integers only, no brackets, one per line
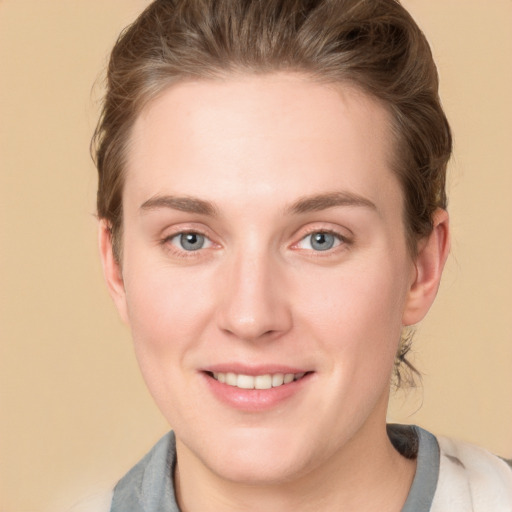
124,73,400,215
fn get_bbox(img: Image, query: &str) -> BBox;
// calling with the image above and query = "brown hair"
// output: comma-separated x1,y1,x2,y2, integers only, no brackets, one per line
92,0,452,385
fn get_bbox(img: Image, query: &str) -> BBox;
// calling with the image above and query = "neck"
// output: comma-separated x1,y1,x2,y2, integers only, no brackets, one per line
175,415,416,512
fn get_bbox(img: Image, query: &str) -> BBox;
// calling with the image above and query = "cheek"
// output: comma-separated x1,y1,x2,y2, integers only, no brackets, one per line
295,256,410,371
122,256,215,365
121,262,218,422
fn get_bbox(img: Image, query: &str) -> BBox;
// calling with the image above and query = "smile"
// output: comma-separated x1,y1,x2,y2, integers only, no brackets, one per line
211,372,307,390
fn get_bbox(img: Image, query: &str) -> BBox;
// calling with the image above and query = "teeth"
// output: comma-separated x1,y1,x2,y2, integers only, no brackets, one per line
271,373,284,387
211,372,306,389
255,374,272,389
237,374,255,389
283,373,294,384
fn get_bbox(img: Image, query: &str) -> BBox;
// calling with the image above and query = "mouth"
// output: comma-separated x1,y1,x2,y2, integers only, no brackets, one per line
202,367,313,411
206,371,309,390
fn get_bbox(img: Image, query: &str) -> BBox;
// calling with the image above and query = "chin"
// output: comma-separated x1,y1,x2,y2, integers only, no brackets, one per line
184,423,318,485
210,447,311,485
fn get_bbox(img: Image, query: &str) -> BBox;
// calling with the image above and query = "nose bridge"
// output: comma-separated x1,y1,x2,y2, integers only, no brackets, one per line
217,240,291,341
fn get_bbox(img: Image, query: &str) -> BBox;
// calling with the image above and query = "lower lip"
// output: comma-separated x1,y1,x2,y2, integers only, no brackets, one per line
202,372,312,412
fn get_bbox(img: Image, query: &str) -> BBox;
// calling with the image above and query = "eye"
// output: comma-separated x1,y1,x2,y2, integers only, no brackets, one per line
169,232,212,251
296,231,343,251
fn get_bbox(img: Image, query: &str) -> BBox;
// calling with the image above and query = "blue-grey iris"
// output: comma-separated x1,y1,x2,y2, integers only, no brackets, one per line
310,232,335,251
180,233,205,251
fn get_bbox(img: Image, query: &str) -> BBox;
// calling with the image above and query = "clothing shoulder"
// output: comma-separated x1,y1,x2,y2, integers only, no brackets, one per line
110,431,179,512
67,490,113,512
431,436,512,512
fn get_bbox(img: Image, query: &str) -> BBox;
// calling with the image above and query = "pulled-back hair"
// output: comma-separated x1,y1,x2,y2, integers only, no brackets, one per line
92,0,452,386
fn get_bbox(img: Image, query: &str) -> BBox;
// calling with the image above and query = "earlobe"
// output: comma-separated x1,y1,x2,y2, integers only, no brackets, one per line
98,220,130,324
402,209,450,326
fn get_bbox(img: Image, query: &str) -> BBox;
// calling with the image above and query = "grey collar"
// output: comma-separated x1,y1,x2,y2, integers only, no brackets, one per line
111,425,440,512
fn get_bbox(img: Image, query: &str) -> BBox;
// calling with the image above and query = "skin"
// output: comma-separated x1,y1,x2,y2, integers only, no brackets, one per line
100,73,449,511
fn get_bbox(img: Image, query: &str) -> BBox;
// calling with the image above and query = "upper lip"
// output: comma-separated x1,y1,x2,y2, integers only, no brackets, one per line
202,364,311,375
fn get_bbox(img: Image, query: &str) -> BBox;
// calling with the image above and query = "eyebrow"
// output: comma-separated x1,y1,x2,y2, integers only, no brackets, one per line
140,195,218,216
286,192,377,215
139,191,376,217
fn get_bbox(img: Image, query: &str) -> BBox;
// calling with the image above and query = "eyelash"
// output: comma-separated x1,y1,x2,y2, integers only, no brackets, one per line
160,227,351,258
160,229,216,259
293,228,350,254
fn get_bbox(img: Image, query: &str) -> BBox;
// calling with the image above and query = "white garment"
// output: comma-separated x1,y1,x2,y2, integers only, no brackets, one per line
67,490,113,512
431,436,512,512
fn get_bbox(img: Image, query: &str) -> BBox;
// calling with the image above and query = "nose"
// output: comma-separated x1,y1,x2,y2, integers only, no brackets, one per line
216,247,292,342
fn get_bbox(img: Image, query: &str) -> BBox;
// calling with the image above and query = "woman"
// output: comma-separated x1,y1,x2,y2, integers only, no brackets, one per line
92,0,512,510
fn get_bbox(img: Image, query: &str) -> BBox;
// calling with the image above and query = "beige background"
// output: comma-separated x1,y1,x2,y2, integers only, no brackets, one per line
0,1,511,510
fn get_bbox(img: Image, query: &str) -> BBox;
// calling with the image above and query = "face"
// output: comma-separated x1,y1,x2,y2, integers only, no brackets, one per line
101,73,440,485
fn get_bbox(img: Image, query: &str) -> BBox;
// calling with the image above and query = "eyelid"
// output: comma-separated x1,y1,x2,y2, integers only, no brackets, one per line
160,224,220,257
160,222,215,241
290,225,352,252
168,232,213,250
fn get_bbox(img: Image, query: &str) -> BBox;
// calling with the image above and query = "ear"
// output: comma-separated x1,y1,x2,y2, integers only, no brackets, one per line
402,208,450,326
98,220,130,325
